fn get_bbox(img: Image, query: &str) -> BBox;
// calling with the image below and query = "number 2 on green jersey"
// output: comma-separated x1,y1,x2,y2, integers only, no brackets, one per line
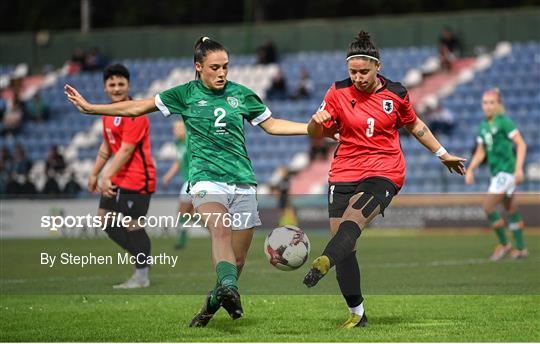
214,107,226,127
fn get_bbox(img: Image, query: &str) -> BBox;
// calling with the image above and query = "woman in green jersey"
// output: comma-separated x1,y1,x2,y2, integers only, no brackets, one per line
65,36,308,327
466,88,528,261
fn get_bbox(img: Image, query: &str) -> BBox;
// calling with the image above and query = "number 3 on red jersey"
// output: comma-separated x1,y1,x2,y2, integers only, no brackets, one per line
366,118,375,137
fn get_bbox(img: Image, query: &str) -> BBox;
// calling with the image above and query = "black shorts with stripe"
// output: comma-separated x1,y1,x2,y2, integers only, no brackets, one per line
328,177,398,218
99,187,151,219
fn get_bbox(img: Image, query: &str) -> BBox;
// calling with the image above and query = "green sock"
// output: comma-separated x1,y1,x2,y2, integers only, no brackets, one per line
507,212,525,249
216,261,238,290
176,229,188,247
488,211,508,245
209,281,220,309
511,229,525,250
494,227,508,245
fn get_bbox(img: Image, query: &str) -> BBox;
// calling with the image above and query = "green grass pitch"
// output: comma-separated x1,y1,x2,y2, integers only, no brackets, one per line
1,230,539,342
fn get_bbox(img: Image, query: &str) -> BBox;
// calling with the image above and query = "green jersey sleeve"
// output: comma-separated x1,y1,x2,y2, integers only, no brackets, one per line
242,87,271,125
500,116,518,139
155,84,188,117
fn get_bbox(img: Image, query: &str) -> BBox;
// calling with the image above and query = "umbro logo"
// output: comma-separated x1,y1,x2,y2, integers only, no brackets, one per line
196,100,208,106
385,190,390,197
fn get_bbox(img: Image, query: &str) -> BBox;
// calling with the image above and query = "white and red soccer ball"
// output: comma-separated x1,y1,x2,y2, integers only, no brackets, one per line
264,225,310,271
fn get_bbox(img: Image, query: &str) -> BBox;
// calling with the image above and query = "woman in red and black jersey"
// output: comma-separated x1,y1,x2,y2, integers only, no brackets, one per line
303,31,466,328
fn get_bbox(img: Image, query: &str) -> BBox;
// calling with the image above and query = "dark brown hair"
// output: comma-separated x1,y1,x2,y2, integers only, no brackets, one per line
347,31,380,62
193,36,228,79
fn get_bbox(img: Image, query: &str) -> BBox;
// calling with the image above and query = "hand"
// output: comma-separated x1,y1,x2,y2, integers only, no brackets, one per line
87,174,100,193
465,171,474,185
439,153,466,175
64,84,93,113
514,169,524,184
101,174,117,198
311,110,332,125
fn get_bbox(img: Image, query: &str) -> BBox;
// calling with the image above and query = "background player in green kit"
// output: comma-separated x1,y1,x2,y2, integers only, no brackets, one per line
162,120,192,249
65,36,308,327
466,88,528,261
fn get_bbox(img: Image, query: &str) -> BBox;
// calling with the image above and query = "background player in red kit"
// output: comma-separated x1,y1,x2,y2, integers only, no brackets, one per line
89,64,156,289
304,32,466,328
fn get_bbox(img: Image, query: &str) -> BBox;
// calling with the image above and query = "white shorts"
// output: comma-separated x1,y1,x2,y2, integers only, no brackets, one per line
189,181,261,230
178,182,190,202
488,172,516,197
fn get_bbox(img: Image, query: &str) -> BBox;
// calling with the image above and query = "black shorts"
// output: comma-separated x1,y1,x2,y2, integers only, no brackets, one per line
98,187,152,219
328,177,398,218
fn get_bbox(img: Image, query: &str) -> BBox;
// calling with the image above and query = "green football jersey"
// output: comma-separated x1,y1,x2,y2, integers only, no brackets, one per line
155,80,271,185
476,114,518,176
175,138,189,181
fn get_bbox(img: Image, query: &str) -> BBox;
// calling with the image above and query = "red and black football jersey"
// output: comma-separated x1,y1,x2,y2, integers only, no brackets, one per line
102,115,156,193
321,75,417,188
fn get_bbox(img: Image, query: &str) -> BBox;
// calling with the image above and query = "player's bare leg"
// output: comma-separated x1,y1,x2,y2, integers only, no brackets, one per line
232,228,255,276
197,202,236,264
483,193,512,261
190,203,242,327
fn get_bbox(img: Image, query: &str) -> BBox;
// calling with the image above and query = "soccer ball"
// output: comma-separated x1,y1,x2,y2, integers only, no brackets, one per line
264,225,310,271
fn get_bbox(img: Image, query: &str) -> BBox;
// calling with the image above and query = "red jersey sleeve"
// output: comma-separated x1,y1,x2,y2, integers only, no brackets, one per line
320,85,340,129
122,116,149,144
396,93,417,128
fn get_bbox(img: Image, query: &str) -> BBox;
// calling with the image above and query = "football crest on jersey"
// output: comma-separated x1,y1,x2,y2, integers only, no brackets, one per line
382,100,394,114
114,117,122,126
227,97,239,108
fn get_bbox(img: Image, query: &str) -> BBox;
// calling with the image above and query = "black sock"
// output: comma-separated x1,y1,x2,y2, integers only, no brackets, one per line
126,229,151,269
336,250,363,308
104,225,131,252
322,220,362,267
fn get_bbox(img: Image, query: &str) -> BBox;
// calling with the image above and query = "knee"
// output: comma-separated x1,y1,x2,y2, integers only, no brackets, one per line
211,225,232,241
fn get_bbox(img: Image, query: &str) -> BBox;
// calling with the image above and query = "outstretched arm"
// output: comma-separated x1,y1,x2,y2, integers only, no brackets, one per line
65,84,157,117
405,117,466,175
258,116,308,135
